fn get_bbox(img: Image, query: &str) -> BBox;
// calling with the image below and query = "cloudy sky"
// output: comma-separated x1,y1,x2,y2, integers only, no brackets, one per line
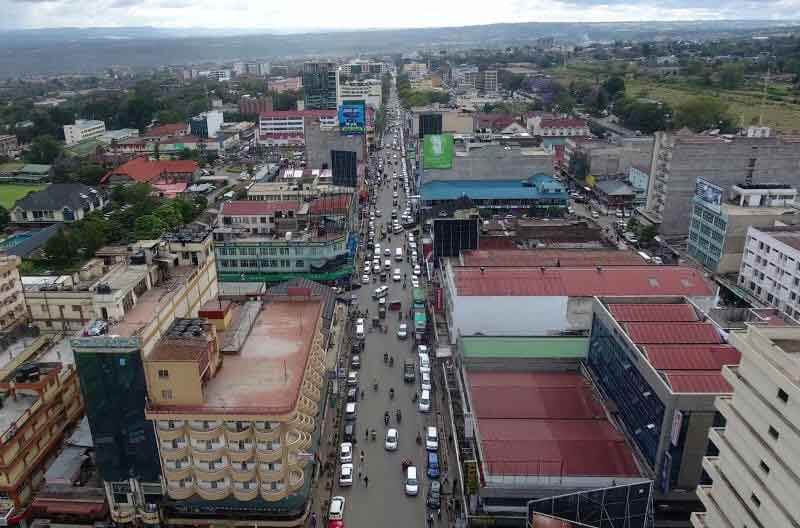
1,0,799,30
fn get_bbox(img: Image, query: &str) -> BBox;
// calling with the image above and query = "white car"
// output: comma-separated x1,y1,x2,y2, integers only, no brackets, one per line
375,209,382,217
420,371,432,392
397,323,408,339
385,428,398,451
413,265,421,276
373,264,381,273
418,389,431,412
362,274,370,284
329,496,345,520
384,248,392,257
339,463,354,486
425,426,439,451
340,442,353,463
411,278,420,288
393,269,402,281
347,371,359,386
405,466,419,496
418,353,430,375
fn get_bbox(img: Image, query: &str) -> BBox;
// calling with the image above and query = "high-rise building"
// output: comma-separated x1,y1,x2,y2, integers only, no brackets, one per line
476,70,498,93
302,62,339,110
190,110,224,139
644,130,800,236
691,324,800,528
0,256,26,332
63,119,107,145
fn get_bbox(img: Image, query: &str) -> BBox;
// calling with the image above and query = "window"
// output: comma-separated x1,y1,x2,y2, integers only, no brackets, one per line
768,425,779,440
296,260,305,268
751,493,761,508
759,460,770,474
71,305,82,312
158,369,169,379
161,390,173,400
777,388,789,403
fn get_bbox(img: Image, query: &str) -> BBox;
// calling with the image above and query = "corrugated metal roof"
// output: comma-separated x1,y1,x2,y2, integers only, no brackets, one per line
221,200,300,216
643,344,741,371
623,322,722,344
608,303,699,322
461,337,587,359
454,266,714,297
662,371,733,393
462,249,645,267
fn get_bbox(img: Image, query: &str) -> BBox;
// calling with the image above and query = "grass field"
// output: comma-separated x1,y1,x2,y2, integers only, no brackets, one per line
0,184,48,209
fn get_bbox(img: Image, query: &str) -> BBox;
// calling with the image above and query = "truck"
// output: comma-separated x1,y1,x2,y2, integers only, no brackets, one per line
412,287,426,311
413,310,427,339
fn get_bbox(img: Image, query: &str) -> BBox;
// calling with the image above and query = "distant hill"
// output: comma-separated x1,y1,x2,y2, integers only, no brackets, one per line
0,20,798,77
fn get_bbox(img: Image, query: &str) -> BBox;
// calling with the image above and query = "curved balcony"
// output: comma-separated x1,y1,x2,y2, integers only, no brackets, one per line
225,421,252,433
139,507,160,525
188,427,224,441
258,463,286,482
158,427,186,442
302,383,320,404
297,396,316,415
193,459,228,480
227,444,255,463
196,483,230,501
232,483,259,501
225,428,253,443
296,432,312,452
111,507,135,524
286,430,303,450
288,469,305,492
190,441,225,458
229,462,257,482
167,481,195,501
261,483,287,502
160,442,188,458
163,461,192,481
291,413,315,433
159,420,186,430
254,426,282,442
256,443,283,463
287,453,310,472
189,420,222,432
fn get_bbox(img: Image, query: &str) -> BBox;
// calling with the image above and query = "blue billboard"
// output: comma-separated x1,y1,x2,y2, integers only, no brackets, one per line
338,100,366,135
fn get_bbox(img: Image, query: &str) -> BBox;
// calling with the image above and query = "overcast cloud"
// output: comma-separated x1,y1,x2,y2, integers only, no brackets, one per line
0,0,799,30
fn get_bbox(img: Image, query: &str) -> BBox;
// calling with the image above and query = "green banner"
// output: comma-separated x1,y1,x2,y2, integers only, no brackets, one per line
423,134,454,169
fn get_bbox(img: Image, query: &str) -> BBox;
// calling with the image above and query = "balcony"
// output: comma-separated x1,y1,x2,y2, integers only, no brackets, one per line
225,425,253,442
255,425,282,442
232,482,259,501
111,507,135,524
161,441,188,457
256,442,283,463
288,469,305,492
163,459,192,480
227,445,256,463
188,423,223,440
158,427,186,442
139,505,161,525
194,459,229,479
292,413,315,433
190,439,225,457
254,421,281,432
159,420,186,431
229,462,257,481
261,482,287,501
167,481,195,500
287,453,310,472
258,462,286,481
298,396,318,415
196,480,231,501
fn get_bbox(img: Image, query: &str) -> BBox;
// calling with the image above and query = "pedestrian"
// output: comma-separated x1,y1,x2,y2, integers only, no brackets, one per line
437,508,442,520
360,450,364,463
364,475,369,488
358,468,362,481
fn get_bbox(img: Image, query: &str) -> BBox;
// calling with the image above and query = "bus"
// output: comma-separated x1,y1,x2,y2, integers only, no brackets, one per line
412,287,426,311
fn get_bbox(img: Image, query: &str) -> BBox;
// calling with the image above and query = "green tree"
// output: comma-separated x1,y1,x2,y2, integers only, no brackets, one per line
603,76,626,99
25,135,62,164
44,228,78,267
154,203,182,230
75,217,108,257
673,97,736,132
719,62,745,90
639,224,658,244
615,98,672,134
76,162,107,185
135,214,166,240
0,206,9,230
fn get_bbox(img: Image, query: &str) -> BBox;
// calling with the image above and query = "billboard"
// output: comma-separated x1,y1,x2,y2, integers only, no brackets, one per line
423,134,454,170
695,178,723,212
338,100,366,135
331,149,358,187
433,218,479,259
419,113,442,138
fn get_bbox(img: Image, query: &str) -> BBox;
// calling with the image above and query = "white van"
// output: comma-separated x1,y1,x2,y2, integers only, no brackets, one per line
356,324,365,339
373,286,389,299
395,247,403,261
405,466,419,495
418,353,430,375
418,390,431,412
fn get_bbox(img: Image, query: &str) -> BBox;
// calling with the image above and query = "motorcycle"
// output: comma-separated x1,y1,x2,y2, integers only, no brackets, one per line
384,412,390,425
384,352,388,364
389,388,395,400
416,433,422,445
389,356,394,367
396,410,402,423
373,379,378,391
371,429,377,441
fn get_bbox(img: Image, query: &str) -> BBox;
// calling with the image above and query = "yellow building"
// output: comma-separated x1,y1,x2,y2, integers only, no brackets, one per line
144,291,326,525
0,256,26,332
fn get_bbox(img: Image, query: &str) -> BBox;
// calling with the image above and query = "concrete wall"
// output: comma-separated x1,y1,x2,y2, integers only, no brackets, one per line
304,118,365,169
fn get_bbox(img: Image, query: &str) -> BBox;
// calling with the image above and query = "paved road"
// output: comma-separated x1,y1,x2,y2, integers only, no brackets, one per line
334,91,437,528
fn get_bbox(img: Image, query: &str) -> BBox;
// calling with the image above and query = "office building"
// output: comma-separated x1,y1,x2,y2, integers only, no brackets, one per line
531,117,590,138
302,62,338,110
63,119,107,146
192,69,231,82
476,70,498,93
688,183,798,274
0,256,26,332
645,130,800,237
409,106,474,136
737,225,800,319
304,117,365,169
403,62,428,80
337,80,382,110
339,60,387,78
0,337,84,526
190,110,224,139
257,110,336,147
233,62,269,77
691,325,800,528
267,77,302,94
587,297,741,511
239,96,273,117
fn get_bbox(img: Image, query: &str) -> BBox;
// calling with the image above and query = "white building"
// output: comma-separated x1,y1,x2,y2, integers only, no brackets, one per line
99,128,140,145
738,225,800,319
339,60,387,77
691,324,800,528
337,79,382,109
257,110,336,147
63,119,107,145
189,110,224,139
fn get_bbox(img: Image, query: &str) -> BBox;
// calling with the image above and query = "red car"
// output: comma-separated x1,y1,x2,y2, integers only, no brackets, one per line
328,521,344,528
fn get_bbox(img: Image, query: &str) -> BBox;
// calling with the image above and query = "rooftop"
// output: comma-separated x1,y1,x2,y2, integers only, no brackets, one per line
460,249,645,267
422,177,565,202
468,371,640,478
452,266,714,297
102,157,198,184
147,123,189,137
221,200,300,216
12,183,102,212
751,225,800,251
462,337,588,359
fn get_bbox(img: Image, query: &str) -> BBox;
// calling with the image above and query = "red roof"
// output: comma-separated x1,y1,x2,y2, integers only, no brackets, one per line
468,371,640,478
259,110,337,119
608,303,699,322
623,322,722,345
540,118,588,129
643,344,741,371
476,237,516,250
462,249,645,268
453,266,714,297
147,123,188,137
309,194,351,215
103,157,198,183
663,372,733,393
221,200,300,216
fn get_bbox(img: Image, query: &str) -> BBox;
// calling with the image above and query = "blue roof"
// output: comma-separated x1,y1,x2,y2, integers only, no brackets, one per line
421,175,567,202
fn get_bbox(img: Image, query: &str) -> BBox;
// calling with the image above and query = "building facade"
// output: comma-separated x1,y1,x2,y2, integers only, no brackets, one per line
337,80,382,110
738,225,800,319
302,62,338,110
63,120,107,146
190,111,224,139
239,96,273,117
691,325,800,528
257,110,336,147
0,256,26,332
475,70,498,93
0,135,18,156
11,183,106,224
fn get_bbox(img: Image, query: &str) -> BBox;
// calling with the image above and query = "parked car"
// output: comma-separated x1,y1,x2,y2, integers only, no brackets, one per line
339,442,353,463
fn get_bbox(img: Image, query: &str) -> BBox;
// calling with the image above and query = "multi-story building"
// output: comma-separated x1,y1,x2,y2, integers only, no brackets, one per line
190,110,224,139
403,62,428,80
213,194,355,283
267,77,302,94
688,182,799,274
144,286,330,525
587,297,741,515
337,79,382,110
476,70,498,93
531,117,590,138
239,96,273,117
0,256,26,332
302,62,338,110
0,337,84,526
737,225,800,319
63,120,107,146
0,135,18,156
11,183,106,224
339,60,387,78
645,129,800,237
628,165,651,205
233,62,269,77
257,110,336,147
691,324,800,528
192,69,231,82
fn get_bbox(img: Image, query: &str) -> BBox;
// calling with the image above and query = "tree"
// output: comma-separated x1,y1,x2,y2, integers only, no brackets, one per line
75,162,106,185
44,228,78,267
603,76,626,99
0,206,9,230
615,98,672,134
639,224,658,244
673,96,736,132
25,135,62,164
154,203,182,230
135,214,166,240
75,217,108,257
719,62,745,90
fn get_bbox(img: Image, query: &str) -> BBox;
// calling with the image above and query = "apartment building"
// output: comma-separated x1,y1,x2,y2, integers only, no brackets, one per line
645,130,800,237
257,110,336,147
737,225,800,319
337,80,382,109
532,117,590,138
475,70,498,93
302,62,338,110
688,183,799,274
144,289,329,524
0,337,84,526
63,120,107,146
691,325,800,528
0,256,26,332
339,60,387,78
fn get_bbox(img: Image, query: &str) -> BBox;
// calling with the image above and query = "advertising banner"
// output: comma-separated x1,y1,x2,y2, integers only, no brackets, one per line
695,177,723,212
423,134,454,169
338,100,366,135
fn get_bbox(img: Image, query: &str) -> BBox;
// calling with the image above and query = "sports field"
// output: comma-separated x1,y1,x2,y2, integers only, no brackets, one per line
0,184,48,209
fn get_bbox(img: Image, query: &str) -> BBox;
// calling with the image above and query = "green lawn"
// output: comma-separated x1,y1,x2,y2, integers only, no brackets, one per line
0,184,48,209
